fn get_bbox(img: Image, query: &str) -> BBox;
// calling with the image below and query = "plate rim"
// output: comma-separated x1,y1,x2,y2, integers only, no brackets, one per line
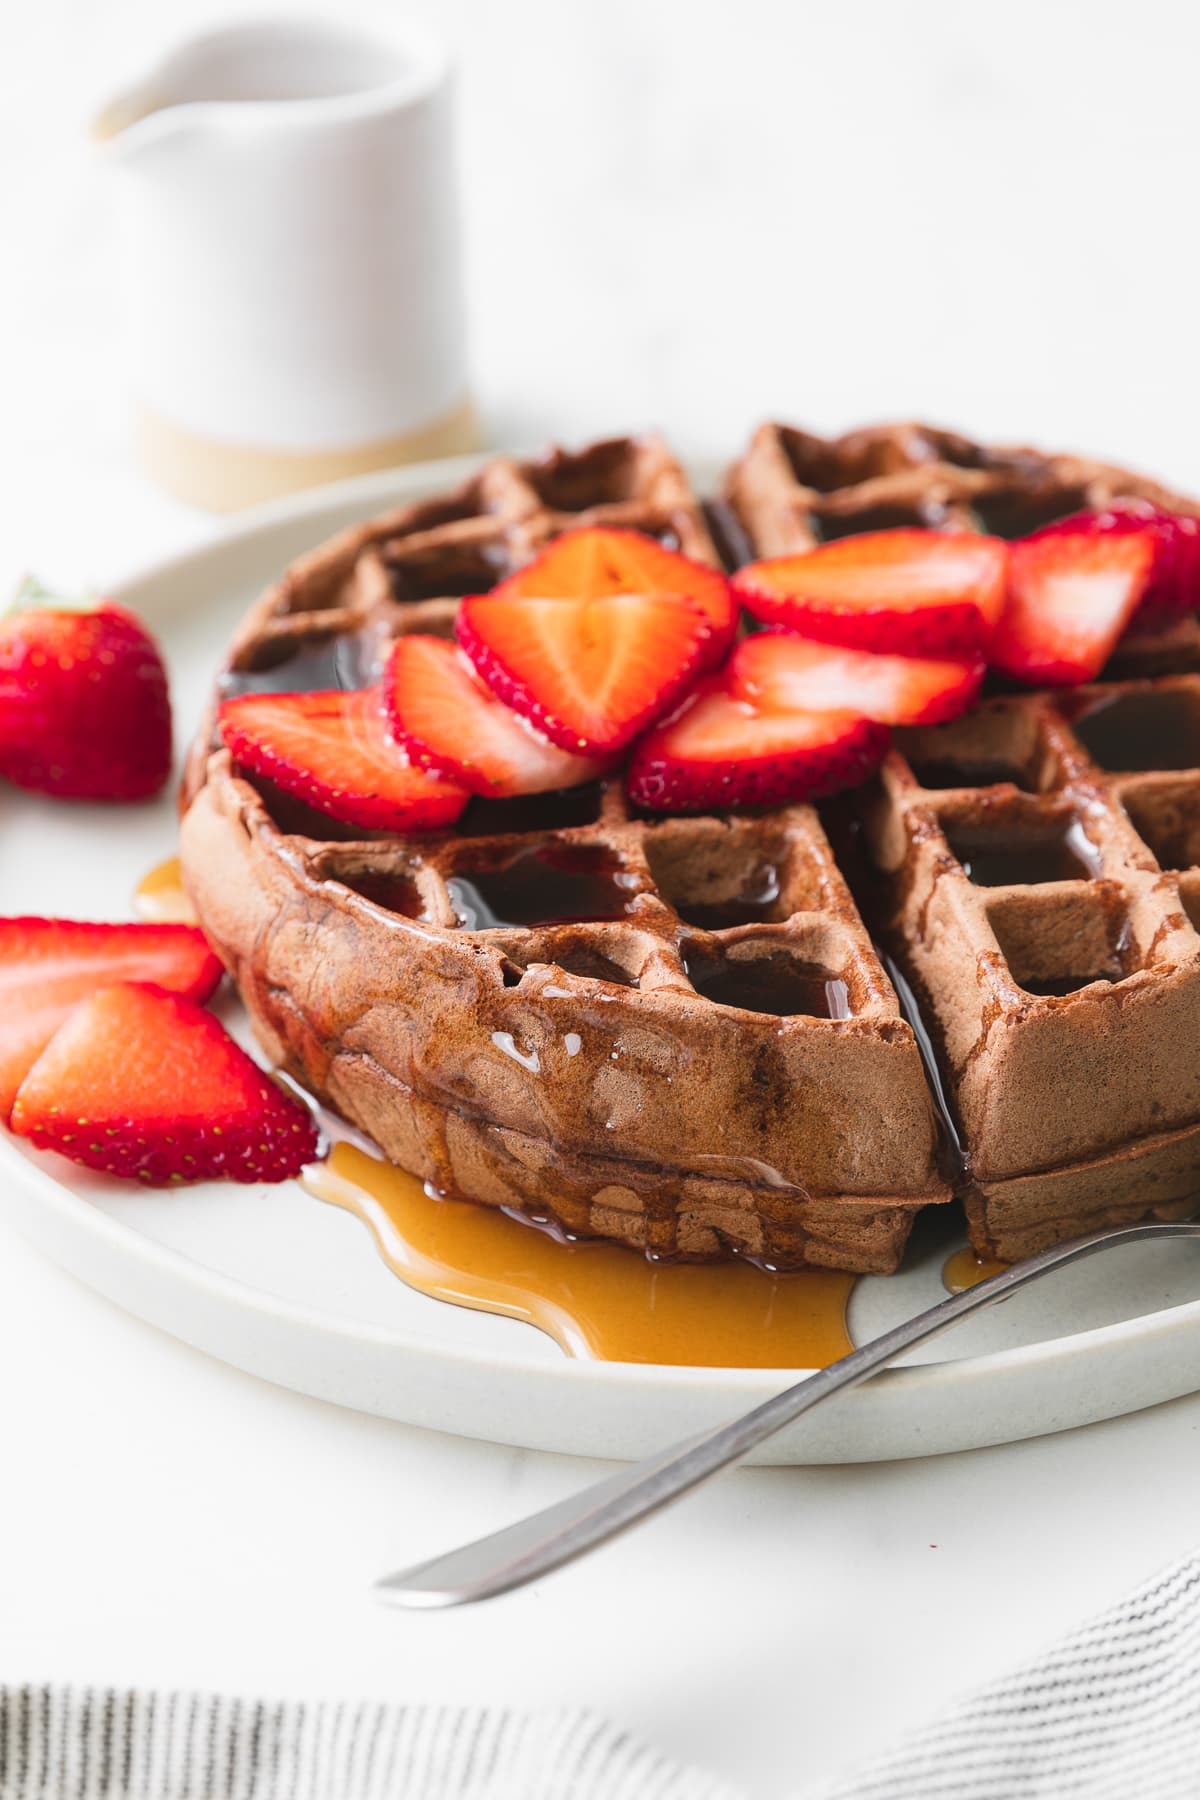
5,449,1200,1453
6,1121,1200,1403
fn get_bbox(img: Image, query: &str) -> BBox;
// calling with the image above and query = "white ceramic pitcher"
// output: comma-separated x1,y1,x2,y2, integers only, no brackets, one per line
94,17,475,511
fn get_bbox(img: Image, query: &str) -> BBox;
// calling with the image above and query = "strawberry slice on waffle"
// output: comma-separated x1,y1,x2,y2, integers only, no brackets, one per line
497,527,738,667
219,688,470,831
1038,502,1200,623
992,523,1158,685
734,529,1008,657
458,590,711,755
627,636,888,815
733,631,984,726
385,635,610,797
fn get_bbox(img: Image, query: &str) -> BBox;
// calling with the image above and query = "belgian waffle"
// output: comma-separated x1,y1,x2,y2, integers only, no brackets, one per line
184,425,1200,1273
725,422,1200,1260
723,419,1200,550
180,436,948,1275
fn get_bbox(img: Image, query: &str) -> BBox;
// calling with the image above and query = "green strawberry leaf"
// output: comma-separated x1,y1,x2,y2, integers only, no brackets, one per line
7,576,99,619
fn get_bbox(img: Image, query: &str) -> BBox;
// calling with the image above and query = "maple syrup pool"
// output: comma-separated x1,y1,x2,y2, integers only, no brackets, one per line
134,856,987,1368
302,1145,856,1368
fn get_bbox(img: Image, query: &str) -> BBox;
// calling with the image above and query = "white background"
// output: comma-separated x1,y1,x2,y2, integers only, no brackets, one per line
3,2,1200,1795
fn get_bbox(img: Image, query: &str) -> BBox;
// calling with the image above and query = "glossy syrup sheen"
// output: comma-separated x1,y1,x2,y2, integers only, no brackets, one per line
302,1143,856,1368
128,866,860,1369
132,855,197,923
685,951,852,1019
945,819,1098,887
218,634,366,698
447,843,642,929
943,1246,1009,1292
675,863,783,930
130,859,853,1366
458,783,605,837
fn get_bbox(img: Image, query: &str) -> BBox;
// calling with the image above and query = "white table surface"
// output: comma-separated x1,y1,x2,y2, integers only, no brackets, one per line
3,2,1200,1795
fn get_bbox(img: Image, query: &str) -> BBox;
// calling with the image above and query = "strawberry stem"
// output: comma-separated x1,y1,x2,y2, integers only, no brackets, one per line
8,575,97,619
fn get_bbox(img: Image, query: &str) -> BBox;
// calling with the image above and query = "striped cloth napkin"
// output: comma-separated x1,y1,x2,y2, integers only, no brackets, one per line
4,1551,1198,1799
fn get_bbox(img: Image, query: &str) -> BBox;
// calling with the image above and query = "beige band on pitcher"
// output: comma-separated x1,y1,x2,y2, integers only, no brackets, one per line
135,396,478,512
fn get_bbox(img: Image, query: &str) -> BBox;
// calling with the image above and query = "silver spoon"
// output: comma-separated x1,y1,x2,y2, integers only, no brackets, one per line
376,1220,1200,1609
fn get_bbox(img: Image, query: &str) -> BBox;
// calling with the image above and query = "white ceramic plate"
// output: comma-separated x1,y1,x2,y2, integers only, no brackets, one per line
3,455,1200,1466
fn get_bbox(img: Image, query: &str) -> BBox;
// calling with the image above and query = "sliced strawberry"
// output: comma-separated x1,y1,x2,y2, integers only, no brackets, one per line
626,674,887,815
734,530,1009,657
732,631,984,727
457,591,710,756
992,524,1157,686
0,581,172,800
384,635,609,797
0,917,223,1120
1039,503,1200,622
497,528,737,667
11,981,318,1184
219,687,469,832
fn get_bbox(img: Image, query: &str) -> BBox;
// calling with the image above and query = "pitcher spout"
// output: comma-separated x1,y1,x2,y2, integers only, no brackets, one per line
90,79,213,167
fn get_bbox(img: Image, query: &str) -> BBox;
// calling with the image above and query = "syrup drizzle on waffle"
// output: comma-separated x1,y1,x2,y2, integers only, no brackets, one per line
122,861,1036,1347
180,435,949,1277
127,855,859,1363
178,426,1200,1286
729,422,1200,1265
133,856,197,924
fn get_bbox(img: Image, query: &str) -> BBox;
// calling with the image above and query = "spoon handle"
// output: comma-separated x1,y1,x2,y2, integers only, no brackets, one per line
377,1219,1200,1608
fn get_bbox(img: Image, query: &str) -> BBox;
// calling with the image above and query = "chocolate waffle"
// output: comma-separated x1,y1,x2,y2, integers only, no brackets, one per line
180,436,949,1274
725,421,1200,1260
723,419,1200,550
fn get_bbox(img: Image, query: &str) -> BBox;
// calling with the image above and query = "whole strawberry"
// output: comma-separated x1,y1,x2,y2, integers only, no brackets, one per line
0,579,172,799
